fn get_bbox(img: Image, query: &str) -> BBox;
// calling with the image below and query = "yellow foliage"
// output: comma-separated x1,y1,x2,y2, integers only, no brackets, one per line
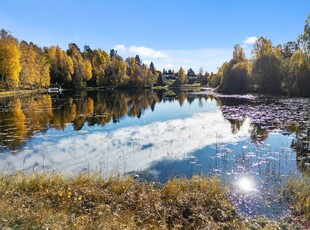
0,30,21,89
19,41,37,88
46,45,74,84
83,59,92,81
36,55,51,87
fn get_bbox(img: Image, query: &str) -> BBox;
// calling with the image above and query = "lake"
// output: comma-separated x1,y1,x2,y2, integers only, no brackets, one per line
0,89,309,217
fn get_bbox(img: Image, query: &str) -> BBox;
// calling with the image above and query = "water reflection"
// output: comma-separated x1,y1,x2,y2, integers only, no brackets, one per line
0,90,309,169
0,89,309,217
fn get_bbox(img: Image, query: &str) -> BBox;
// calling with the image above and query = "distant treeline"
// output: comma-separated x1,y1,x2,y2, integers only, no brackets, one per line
209,13,310,98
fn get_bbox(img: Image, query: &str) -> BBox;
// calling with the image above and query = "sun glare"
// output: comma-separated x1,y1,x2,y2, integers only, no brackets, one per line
237,177,255,192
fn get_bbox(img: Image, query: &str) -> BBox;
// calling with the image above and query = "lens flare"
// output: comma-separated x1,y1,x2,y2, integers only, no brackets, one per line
237,177,254,192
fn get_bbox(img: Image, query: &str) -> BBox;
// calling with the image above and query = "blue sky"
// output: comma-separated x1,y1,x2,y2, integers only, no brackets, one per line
0,0,308,72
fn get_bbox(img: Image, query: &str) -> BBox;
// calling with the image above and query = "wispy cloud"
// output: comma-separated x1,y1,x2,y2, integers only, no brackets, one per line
163,49,232,72
114,44,232,73
113,44,127,51
128,46,167,59
242,36,257,58
243,36,257,45
113,45,167,59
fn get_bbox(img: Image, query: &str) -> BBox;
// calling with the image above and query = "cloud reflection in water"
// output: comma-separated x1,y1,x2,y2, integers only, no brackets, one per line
0,111,251,176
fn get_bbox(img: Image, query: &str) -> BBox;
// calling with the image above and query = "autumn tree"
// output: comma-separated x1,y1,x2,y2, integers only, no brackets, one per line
0,30,21,90
252,37,282,93
141,64,154,88
67,43,92,88
36,53,50,88
105,56,128,87
252,37,273,57
218,44,250,94
289,50,310,97
18,41,50,88
208,72,220,88
113,58,128,86
298,13,310,59
223,62,250,93
84,60,92,81
91,49,110,86
148,62,159,86
19,41,37,88
45,46,74,85
216,61,230,88
30,44,51,88
126,57,141,86
178,67,187,85
232,44,246,62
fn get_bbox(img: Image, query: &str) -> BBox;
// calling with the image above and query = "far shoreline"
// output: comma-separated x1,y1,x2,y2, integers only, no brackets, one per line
0,89,47,98
1,85,309,99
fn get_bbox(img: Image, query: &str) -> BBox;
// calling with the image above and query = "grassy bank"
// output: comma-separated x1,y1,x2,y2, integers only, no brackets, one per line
0,89,47,98
0,174,308,229
282,172,310,222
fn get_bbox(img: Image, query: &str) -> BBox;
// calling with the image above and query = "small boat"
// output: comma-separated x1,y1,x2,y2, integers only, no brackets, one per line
48,86,63,93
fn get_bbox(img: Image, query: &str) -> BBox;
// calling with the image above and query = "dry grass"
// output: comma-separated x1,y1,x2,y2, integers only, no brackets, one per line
0,89,46,98
282,170,310,223
0,174,308,229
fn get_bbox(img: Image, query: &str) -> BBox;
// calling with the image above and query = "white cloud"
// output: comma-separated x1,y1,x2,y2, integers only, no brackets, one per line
162,48,232,73
164,63,174,68
113,44,127,51
113,44,232,73
128,46,168,59
243,36,257,45
242,37,258,58
143,60,151,66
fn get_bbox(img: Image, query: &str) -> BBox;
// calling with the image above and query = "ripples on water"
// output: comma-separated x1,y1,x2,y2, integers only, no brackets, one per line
0,89,309,217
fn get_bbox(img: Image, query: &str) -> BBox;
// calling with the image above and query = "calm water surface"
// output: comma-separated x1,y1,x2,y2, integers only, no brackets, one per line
0,89,309,217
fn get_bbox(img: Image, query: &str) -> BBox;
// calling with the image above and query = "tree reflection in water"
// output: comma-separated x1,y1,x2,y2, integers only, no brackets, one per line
0,90,309,171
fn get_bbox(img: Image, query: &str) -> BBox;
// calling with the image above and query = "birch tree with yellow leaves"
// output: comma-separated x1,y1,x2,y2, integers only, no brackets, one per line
0,30,21,90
